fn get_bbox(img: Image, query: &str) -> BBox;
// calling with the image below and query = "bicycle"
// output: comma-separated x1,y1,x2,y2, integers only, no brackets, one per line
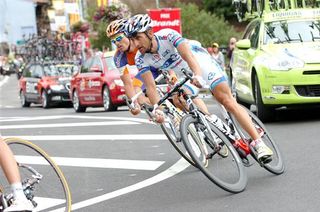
124,71,202,167
0,137,72,211
233,0,263,22
233,0,292,22
178,69,284,193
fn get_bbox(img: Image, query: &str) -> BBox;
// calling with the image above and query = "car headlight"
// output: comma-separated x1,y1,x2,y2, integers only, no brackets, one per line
114,79,124,86
50,84,65,91
267,55,304,71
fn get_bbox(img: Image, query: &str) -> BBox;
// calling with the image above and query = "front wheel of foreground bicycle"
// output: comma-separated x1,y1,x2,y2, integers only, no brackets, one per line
160,114,197,167
180,115,247,193
229,105,285,175
2,138,71,212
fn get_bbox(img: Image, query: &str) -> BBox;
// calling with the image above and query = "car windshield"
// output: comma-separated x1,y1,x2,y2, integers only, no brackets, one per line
103,56,117,71
264,20,320,44
44,65,78,77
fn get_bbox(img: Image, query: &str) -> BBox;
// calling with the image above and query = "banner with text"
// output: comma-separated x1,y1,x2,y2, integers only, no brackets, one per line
148,8,182,34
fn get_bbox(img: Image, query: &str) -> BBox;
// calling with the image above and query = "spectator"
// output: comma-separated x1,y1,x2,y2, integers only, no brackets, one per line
207,47,213,55
226,37,237,62
84,48,93,60
211,42,225,70
226,37,237,87
93,48,102,56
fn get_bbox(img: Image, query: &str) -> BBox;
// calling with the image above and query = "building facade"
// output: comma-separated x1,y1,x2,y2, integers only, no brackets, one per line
0,0,38,45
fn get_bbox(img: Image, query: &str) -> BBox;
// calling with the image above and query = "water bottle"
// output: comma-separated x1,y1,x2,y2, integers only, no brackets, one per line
207,114,228,133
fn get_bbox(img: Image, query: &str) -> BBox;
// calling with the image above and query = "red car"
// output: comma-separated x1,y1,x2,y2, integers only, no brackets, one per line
70,51,136,112
19,63,77,108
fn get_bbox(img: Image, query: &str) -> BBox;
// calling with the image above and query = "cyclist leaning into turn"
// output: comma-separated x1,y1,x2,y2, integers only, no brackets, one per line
0,135,34,212
106,19,158,115
106,19,210,118
124,14,273,163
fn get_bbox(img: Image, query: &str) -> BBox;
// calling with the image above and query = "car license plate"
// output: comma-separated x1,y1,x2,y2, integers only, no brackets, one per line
51,96,61,101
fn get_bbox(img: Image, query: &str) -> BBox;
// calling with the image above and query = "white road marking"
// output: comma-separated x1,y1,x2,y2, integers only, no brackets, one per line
3,134,167,140
0,115,155,125
15,155,164,171
33,197,66,212
51,158,190,211
0,75,9,87
0,105,17,108
0,121,139,129
2,114,186,210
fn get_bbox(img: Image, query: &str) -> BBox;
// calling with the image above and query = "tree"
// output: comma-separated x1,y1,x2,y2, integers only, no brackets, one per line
202,0,235,20
177,2,240,47
86,3,131,50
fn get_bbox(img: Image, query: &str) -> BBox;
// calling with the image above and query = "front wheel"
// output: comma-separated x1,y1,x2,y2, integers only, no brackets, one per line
229,105,285,175
254,75,274,122
41,90,51,108
160,111,197,167
180,114,247,193
2,137,72,211
20,91,31,107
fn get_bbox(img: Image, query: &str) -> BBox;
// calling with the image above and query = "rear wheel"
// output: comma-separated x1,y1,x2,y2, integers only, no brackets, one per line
255,0,264,16
72,90,86,112
2,138,71,211
103,86,117,111
180,114,247,193
229,105,285,175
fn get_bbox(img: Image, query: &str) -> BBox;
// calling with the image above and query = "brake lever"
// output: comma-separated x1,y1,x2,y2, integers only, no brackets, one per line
181,68,193,80
123,96,135,110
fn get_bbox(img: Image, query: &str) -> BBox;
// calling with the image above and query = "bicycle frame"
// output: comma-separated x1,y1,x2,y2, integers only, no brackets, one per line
0,163,42,209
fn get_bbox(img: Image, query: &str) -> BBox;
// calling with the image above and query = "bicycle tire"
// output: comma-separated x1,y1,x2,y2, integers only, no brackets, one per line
229,105,285,175
2,138,72,212
180,115,247,193
255,0,264,16
160,106,204,167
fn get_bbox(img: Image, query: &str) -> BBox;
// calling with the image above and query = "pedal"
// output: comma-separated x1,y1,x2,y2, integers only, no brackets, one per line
259,156,273,165
241,157,253,167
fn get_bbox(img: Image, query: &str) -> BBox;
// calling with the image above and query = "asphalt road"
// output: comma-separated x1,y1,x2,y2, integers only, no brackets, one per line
1,75,320,212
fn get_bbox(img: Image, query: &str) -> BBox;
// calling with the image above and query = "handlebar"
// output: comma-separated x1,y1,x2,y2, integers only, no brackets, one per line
124,68,193,114
123,72,167,109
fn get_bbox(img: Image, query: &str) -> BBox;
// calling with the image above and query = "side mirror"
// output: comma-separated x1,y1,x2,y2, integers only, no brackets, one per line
90,65,102,73
236,39,251,50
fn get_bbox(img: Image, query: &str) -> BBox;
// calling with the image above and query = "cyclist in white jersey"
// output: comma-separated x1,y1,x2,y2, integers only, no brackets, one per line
125,14,273,163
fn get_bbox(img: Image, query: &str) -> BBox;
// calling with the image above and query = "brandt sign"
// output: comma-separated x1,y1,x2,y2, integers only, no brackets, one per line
148,8,182,34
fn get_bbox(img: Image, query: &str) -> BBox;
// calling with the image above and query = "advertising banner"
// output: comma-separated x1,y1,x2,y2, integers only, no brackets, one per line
148,8,182,34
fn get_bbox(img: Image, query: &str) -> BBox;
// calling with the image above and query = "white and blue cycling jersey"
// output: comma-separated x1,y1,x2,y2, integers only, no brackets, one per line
135,28,228,91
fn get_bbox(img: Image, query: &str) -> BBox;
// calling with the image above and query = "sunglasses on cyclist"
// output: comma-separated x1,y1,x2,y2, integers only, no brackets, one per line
111,34,125,44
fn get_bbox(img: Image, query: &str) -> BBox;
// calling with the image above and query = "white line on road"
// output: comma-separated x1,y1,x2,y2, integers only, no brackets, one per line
15,156,164,171
0,115,154,125
3,134,167,140
33,197,66,211
0,121,140,129
52,157,190,211
0,75,9,87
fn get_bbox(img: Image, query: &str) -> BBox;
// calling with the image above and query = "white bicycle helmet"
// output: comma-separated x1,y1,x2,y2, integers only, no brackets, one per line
125,14,152,38
106,19,127,38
